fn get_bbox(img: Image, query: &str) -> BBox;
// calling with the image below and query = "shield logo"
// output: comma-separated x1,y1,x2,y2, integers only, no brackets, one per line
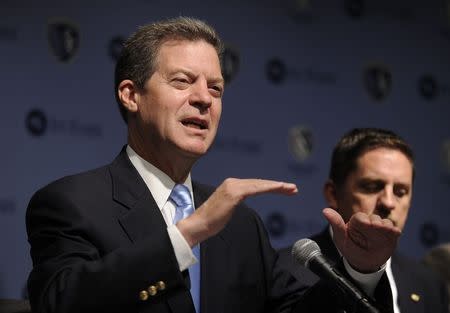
363,64,392,101
48,20,79,63
266,58,287,84
221,44,240,84
26,109,47,137
288,125,313,162
418,74,438,100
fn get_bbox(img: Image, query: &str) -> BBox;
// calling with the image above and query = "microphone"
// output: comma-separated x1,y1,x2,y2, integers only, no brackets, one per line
292,238,381,313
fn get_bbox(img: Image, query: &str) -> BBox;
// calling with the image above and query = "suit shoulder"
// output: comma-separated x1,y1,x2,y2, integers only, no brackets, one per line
393,253,443,283
30,164,111,201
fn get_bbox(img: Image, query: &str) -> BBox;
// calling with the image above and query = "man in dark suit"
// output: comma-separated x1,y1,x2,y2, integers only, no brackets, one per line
279,128,449,313
26,18,401,313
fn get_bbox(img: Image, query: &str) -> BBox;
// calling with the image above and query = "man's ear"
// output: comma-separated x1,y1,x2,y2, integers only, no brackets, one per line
323,179,339,209
118,80,139,113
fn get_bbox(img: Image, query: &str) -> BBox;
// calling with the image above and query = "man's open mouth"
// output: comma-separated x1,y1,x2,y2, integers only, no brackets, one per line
181,118,207,130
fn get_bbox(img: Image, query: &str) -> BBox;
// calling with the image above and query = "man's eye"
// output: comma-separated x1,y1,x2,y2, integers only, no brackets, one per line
394,186,409,197
172,78,190,88
360,182,381,193
174,78,189,83
209,85,223,97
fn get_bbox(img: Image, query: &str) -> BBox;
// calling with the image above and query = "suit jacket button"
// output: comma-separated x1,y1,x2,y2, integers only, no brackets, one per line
410,293,420,302
139,290,149,301
148,285,158,296
156,281,166,291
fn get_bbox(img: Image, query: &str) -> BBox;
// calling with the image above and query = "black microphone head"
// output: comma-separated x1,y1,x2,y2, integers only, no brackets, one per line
292,238,322,268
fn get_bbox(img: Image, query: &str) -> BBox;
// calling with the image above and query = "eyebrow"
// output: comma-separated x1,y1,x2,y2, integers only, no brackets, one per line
169,69,224,84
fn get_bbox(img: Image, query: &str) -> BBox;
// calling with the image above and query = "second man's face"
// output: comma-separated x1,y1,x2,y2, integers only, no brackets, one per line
136,39,224,160
330,148,413,231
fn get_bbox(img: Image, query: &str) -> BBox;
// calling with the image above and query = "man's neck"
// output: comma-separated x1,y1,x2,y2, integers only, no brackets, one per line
127,132,195,183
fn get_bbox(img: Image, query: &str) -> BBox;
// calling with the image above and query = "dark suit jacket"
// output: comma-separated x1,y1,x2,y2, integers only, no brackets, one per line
278,228,449,313
26,148,304,313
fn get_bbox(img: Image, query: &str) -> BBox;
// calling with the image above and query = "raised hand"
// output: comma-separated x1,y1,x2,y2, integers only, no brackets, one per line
323,208,401,273
177,178,298,247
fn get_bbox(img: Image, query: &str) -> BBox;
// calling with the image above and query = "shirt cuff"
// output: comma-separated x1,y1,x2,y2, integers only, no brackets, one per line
167,224,198,271
343,257,386,296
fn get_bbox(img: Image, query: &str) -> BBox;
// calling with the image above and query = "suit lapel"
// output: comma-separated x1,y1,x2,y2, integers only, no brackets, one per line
109,153,232,313
391,255,425,313
311,228,341,265
109,148,168,243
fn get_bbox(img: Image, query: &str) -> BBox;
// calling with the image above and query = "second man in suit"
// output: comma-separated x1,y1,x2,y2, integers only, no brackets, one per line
279,127,449,313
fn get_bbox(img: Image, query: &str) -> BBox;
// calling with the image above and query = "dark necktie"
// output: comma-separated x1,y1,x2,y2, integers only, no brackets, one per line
170,184,201,313
374,273,394,313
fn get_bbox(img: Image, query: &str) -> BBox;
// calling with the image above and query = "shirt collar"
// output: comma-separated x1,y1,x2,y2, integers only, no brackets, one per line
126,145,193,210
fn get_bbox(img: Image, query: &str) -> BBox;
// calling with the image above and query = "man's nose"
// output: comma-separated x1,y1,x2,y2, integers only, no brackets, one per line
189,80,212,110
378,188,396,212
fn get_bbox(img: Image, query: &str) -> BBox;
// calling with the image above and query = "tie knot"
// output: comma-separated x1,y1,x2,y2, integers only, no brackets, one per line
170,184,192,207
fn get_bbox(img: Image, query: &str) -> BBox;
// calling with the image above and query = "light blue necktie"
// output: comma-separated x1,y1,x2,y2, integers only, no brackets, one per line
170,184,201,313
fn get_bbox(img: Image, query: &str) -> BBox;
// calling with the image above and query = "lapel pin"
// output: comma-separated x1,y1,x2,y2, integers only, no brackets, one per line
410,293,420,302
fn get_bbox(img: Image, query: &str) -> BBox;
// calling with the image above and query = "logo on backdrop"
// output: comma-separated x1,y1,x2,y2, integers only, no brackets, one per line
0,26,18,42
420,222,440,247
26,109,48,136
25,108,102,138
345,0,365,19
266,58,287,84
420,222,450,247
221,44,240,84
288,125,313,162
363,64,392,101
48,20,80,63
418,74,450,100
0,197,15,214
109,36,125,61
287,125,318,176
266,57,337,86
418,74,438,100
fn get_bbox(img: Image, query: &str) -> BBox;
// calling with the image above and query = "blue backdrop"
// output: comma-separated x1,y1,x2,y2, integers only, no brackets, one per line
1,0,449,299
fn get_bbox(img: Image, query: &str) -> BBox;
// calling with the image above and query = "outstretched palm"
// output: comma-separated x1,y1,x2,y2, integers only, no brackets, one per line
323,208,401,272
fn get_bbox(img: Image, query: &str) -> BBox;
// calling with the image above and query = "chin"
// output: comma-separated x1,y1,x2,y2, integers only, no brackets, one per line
179,143,210,158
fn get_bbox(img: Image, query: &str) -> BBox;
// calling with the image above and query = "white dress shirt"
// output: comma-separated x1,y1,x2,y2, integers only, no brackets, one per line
126,145,197,271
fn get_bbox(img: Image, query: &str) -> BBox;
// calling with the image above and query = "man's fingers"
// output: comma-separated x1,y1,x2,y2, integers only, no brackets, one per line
222,178,298,199
323,208,346,240
323,208,344,228
243,179,298,195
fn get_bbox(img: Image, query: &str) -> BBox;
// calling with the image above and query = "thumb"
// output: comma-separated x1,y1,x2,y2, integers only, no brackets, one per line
323,208,346,244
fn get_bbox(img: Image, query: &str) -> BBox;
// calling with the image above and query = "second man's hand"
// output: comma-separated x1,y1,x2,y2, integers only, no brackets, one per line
323,208,401,273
